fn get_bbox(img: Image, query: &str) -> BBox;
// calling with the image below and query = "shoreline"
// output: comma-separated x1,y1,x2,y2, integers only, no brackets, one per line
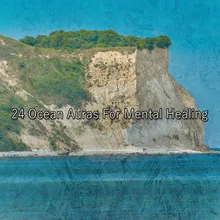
0,149,219,158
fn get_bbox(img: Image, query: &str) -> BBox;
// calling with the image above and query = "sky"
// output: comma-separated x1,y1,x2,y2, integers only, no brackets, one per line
0,0,220,147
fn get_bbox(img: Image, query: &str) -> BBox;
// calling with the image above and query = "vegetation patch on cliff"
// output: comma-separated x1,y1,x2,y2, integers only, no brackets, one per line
0,87,28,151
17,57,89,108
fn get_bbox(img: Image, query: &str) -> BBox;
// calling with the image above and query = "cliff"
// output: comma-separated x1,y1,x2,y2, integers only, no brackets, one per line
0,35,206,153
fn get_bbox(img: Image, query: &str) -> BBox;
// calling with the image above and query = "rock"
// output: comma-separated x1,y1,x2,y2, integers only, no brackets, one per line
81,48,204,151
57,150,70,156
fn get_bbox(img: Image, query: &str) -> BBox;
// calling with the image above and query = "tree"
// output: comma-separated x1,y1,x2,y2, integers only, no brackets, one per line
136,39,144,50
97,30,120,46
144,38,155,50
156,35,172,48
35,35,49,47
20,36,36,46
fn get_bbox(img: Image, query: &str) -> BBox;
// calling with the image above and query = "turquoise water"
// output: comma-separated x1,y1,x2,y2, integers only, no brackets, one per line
0,154,220,219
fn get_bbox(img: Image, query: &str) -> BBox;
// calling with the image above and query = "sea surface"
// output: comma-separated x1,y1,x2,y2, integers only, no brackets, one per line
0,154,220,220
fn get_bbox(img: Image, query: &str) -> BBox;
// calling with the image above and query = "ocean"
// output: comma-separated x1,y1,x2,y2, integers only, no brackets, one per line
0,154,219,220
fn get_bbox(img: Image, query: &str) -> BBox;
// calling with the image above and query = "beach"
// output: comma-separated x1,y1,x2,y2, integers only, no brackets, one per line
0,147,217,158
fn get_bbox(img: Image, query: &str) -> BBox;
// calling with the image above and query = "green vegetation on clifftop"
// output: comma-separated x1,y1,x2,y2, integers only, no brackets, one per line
20,30,171,50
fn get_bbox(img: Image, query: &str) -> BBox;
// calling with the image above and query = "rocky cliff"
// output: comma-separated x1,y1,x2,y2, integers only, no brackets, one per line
81,48,205,152
0,35,206,153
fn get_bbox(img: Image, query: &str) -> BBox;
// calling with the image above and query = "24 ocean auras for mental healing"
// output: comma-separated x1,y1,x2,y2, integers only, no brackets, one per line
13,107,208,122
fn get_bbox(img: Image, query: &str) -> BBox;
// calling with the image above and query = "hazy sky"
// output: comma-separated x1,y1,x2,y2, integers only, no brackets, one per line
0,0,220,147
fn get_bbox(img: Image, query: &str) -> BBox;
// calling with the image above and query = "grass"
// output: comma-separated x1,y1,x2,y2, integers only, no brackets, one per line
0,85,29,151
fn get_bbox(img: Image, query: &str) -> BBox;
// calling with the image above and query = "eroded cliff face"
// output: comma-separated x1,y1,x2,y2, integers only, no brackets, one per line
128,49,204,150
80,48,204,151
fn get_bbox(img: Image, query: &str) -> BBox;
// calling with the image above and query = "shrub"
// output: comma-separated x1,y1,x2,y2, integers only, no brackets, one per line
0,95,28,151
20,30,171,51
156,35,172,48
20,36,36,46
18,62,26,68
137,39,144,50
